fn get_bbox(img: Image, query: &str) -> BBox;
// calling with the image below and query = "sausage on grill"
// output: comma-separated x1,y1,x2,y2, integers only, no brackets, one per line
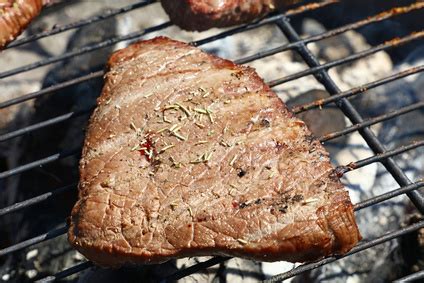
161,0,301,31
0,0,48,48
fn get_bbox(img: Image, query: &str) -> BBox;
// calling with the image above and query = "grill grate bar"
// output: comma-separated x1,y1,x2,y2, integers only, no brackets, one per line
162,257,221,281
0,225,67,257
354,181,424,211
0,108,93,142
319,101,424,142
4,1,156,49
1,139,422,217
34,261,93,283
268,31,424,87
0,71,103,110
274,16,424,213
165,256,230,282
293,65,424,114
2,229,51,256
340,140,424,175
0,21,173,79
393,269,424,283
0,1,418,110
0,183,76,217
0,148,79,180
283,0,339,16
192,15,284,48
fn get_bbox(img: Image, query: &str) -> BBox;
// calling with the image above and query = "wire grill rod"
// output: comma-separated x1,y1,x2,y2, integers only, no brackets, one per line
0,149,79,179
5,1,156,49
34,261,93,283
0,71,103,110
292,65,424,114
0,183,76,216
0,226,67,257
354,181,424,211
393,269,424,283
344,141,424,175
0,108,93,142
319,102,424,142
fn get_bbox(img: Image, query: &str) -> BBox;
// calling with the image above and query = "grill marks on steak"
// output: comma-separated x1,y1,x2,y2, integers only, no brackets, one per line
68,37,360,267
0,0,47,48
160,0,301,31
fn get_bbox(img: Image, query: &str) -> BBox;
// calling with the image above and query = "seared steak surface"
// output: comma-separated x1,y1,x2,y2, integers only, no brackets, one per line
0,0,47,48
68,37,360,267
161,0,300,31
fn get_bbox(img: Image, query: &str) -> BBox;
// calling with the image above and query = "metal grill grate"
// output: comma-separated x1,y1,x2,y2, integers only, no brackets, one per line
0,0,423,282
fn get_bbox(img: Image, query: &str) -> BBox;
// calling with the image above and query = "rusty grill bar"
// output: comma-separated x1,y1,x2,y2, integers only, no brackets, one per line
0,0,423,282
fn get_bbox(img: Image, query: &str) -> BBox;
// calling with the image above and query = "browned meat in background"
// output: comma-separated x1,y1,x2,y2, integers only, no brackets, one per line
0,0,48,48
68,36,361,267
161,0,301,31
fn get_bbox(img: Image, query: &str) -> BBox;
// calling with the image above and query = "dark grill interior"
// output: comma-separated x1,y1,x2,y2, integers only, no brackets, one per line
0,0,423,282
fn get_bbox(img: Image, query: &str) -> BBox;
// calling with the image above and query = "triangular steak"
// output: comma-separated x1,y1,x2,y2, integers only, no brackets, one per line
68,37,361,267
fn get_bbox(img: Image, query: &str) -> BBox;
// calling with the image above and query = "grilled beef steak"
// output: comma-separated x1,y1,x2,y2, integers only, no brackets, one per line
0,0,48,48
68,36,361,267
161,0,301,31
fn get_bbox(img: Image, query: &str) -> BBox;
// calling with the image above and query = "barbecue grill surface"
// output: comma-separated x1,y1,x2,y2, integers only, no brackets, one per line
0,1,423,282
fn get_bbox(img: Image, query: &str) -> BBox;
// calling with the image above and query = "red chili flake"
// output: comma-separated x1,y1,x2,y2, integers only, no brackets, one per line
232,200,239,208
138,135,156,162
